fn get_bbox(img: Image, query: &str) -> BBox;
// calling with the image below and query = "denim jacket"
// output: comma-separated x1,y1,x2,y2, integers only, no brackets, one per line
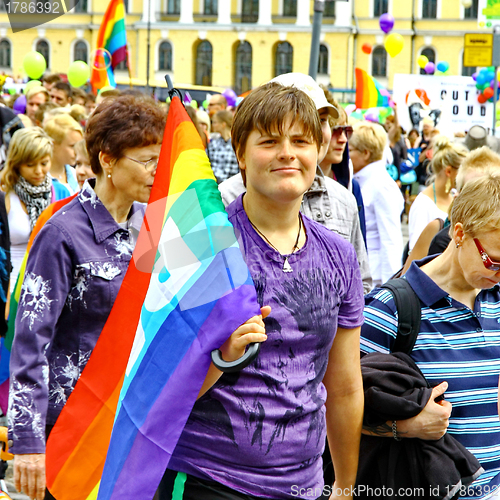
219,168,372,294
8,180,144,454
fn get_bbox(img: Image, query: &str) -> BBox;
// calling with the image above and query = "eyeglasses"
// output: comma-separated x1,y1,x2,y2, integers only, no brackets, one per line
474,238,500,271
123,155,158,172
332,126,353,140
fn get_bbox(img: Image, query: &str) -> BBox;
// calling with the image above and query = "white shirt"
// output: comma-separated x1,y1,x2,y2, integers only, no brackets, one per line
408,192,448,251
354,159,404,284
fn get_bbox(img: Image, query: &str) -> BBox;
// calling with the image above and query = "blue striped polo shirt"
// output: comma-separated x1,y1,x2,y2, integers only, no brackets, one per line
360,257,500,499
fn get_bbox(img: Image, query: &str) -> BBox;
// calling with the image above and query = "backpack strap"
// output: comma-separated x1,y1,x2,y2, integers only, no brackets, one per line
381,278,422,355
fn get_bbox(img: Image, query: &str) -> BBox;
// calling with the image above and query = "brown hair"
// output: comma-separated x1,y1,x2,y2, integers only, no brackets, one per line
231,83,323,163
85,95,166,175
321,86,347,127
42,73,62,85
214,110,233,128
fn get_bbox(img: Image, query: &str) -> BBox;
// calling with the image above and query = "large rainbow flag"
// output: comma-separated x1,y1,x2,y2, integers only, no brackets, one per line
355,67,390,109
46,96,261,500
90,0,128,93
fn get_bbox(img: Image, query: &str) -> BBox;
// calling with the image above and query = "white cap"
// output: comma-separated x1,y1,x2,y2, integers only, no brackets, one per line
269,72,339,119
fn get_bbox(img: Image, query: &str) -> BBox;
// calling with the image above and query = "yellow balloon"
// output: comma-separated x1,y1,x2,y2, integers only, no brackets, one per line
384,33,404,58
462,0,473,7
417,55,429,69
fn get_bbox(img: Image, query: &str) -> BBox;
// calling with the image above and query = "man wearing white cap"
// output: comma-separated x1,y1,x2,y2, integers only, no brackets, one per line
219,73,372,293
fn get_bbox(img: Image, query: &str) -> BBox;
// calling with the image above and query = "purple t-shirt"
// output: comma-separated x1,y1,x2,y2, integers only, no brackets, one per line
169,195,364,499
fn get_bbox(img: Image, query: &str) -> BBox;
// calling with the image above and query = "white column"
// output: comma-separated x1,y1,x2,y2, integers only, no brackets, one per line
180,0,194,23
141,0,158,23
334,0,351,27
257,0,272,25
217,0,232,24
295,0,310,26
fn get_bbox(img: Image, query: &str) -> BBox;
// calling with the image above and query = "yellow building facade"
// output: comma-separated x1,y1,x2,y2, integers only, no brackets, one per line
0,0,486,98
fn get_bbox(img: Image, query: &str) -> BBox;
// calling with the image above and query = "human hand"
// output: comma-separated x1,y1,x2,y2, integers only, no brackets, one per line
14,453,45,500
397,382,451,440
329,482,352,499
219,306,271,362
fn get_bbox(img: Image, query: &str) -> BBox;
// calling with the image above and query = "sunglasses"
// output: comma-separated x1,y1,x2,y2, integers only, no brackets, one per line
332,126,353,140
474,238,500,271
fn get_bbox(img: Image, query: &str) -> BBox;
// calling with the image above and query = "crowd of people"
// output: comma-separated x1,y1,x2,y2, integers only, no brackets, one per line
0,70,498,500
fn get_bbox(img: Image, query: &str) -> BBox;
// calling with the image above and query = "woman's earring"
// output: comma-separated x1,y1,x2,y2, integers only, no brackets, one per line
107,172,112,179
456,241,461,248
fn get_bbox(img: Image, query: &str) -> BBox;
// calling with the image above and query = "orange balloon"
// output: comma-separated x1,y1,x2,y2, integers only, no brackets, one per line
362,43,372,55
484,87,494,99
478,93,487,104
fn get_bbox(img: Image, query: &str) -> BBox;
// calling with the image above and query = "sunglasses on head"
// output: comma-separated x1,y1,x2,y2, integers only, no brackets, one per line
332,125,353,140
474,238,500,271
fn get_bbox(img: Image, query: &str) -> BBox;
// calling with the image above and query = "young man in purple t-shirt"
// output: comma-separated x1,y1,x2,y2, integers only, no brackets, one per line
160,83,365,500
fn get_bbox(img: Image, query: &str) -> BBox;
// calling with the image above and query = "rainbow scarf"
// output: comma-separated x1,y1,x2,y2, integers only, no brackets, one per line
46,96,260,500
90,0,128,93
0,195,77,412
355,68,390,109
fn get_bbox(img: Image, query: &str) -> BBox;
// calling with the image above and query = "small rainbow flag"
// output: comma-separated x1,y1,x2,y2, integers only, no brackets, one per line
46,96,260,500
90,0,128,93
355,68,390,109
1,195,77,412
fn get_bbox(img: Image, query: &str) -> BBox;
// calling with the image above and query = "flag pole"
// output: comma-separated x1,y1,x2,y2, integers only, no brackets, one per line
146,0,151,94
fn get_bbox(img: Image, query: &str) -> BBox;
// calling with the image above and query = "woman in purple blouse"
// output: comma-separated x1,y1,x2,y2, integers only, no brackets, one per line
8,95,166,500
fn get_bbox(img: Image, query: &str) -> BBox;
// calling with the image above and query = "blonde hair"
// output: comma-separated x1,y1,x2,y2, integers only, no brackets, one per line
1,127,53,191
427,135,468,184
196,109,211,134
44,114,82,144
214,110,233,128
455,146,500,192
350,121,387,162
451,171,500,237
26,86,49,102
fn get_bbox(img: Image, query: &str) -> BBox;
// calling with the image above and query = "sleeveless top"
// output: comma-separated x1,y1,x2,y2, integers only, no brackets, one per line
8,192,30,292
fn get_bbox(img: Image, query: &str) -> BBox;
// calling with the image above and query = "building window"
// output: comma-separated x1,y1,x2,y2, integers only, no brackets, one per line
74,41,88,63
422,0,437,18
372,46,387,77
462,52,475,76
36,40,50,69
196,40,213,86
242,0,258,23
318,44,328,75
275,41,293,77
204,0,217,15
73,0,88,12
283,0,297,17
464,0,478,18
324,1,335,17
167,0,180,15
235,41,252,95
0,40,11,68
419,47,435,74
374,0,388,16
159,41,172,71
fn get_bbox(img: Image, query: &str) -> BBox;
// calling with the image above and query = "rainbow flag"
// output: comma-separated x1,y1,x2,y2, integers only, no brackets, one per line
90,0,128,93
355,68,390,109
0,195,77,412
46,96,260,500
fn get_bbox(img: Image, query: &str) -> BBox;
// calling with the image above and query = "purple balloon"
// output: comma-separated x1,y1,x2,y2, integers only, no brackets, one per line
379,13,395,34
472,72,478,81
424,62,435,74
13,94,26,115
222,88,237,107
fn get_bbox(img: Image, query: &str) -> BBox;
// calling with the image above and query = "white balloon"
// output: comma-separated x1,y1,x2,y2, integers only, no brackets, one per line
462,0,473,8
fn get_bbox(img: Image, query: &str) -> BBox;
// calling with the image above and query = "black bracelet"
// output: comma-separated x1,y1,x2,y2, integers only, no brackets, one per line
392,420,402,441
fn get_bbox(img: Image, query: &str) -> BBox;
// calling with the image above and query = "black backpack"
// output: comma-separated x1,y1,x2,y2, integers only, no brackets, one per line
381,278,422,355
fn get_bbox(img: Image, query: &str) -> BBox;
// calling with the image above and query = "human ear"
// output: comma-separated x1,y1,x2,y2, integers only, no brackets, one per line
99,151,114,174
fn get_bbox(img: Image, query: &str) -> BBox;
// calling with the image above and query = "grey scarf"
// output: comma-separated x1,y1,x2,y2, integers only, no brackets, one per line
14,175,52,229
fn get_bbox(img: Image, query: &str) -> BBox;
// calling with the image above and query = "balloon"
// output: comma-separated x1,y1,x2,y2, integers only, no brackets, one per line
362,43,372,55
24,80,42,93
235,96,244,106
484,87,494,99
202,99,208,110
384,33,404,58
424,62,435,74
472,72,478,81
379,13,395,34
190,100,198,108
350,110,364,120
365,111,379,122
222,88,237,107
13,95,26,114
23,51,46,80
417,55,429,69
436,61,449,73
478,93,487,104
462,0,473,7
345,104,356,115
67,61,90,87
